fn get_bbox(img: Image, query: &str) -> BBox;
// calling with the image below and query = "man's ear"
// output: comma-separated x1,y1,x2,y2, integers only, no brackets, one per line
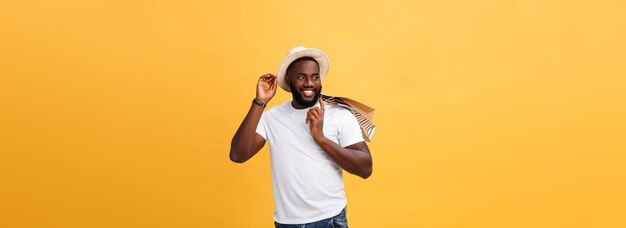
284,74,290,84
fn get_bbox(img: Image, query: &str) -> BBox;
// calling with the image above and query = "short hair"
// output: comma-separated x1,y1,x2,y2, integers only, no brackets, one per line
286,57,319,75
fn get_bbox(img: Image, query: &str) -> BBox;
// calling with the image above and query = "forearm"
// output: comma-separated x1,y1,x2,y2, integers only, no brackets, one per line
230,103,264,162
314,137,372,179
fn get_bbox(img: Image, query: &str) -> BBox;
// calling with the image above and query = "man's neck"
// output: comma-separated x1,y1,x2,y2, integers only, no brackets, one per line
291,100,314,110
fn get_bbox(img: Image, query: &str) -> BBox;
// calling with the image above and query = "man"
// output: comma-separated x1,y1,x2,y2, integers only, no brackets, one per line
230,47,373,228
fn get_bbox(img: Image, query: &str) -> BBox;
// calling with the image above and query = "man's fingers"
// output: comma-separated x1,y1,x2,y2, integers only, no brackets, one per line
260,73,273,80
270,75,277,89
307,109,319,123
259,74,278,91
311,110,320,119
309,107,318,117
306,110,313,124
316,100,325,115
260,74,276,89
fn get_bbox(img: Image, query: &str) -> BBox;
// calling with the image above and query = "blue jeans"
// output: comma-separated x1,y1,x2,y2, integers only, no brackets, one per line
274,207,348,228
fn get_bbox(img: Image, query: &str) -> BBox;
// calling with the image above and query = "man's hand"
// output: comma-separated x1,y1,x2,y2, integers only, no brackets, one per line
257,73,277,103
305,99,373,179
306,99,325,142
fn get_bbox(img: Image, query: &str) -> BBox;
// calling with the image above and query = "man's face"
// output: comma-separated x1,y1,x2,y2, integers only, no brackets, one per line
287,59,322,108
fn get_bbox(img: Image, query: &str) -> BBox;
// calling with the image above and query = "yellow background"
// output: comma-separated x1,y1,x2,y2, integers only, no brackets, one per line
1,0,625,227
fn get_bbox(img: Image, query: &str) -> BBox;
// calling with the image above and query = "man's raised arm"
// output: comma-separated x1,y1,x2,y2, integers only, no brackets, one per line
229,74,277,163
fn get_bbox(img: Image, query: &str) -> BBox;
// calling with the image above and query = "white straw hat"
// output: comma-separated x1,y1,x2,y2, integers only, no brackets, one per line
276,46,329,92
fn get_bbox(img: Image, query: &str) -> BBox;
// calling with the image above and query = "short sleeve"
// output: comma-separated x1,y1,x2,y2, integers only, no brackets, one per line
337,109,365,147
255,112,268,140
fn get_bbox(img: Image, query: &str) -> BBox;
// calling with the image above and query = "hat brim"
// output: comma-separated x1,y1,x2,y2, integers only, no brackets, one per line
277,48,329,92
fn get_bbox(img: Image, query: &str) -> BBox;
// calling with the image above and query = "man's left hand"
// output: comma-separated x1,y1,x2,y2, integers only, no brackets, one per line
306,99,325,142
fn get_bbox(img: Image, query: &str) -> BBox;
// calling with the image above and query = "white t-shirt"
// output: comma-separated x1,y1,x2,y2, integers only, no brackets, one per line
256,100,364,224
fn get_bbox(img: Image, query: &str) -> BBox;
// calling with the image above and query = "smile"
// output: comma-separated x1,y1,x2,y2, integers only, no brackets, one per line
301,89,315,98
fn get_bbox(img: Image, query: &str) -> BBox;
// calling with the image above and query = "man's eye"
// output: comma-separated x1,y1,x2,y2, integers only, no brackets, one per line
298,76,305,80
313,76,319,80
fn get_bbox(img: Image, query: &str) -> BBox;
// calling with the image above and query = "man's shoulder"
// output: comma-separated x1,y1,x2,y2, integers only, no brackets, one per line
263,101,290,116
325,105,353,117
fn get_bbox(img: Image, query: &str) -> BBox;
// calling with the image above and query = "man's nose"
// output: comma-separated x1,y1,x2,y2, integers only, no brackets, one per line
304,77,314,86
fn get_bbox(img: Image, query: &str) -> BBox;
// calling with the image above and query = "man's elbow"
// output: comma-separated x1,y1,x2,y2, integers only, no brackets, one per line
359,165,373,179
229,149,249,163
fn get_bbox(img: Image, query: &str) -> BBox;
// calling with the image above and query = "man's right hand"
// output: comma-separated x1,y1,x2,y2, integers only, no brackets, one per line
257,73,277,103
231,74,273,163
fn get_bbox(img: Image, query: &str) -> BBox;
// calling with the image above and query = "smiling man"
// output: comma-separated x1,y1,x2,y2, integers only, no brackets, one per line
230,47,373,228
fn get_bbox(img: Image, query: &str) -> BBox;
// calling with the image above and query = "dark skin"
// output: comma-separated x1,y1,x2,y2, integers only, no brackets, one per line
229,60,373,179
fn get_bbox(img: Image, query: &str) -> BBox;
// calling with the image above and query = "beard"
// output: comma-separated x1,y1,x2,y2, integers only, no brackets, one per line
290,83,322,108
